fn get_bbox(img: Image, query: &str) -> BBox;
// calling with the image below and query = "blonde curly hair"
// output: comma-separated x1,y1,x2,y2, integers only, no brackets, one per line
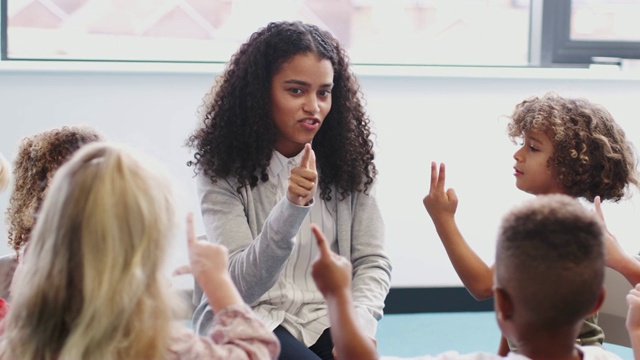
507,92,640,202
5,126,104,254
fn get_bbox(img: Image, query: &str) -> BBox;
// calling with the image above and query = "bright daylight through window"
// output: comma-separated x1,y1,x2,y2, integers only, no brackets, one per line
3,0,531,66
2,0,640,67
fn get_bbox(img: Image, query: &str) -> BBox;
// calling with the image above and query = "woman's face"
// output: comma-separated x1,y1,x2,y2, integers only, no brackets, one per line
270,53,334,157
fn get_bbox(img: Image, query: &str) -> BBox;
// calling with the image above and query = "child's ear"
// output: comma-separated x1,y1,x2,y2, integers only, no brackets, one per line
588,287,605,316
494,287,513,321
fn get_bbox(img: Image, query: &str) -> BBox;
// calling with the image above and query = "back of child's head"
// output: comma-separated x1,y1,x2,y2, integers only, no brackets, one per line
495,194,604,330
0,153,10,193
5,125,104,254
0,142,178,360
507,92,639,202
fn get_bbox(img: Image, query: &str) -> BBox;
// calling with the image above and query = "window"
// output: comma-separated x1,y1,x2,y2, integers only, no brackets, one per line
1,0,639,67
534,0,640,67
2,0,531,66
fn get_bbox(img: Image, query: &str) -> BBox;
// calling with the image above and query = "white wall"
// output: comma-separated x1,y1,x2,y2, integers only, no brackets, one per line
1,64,639,290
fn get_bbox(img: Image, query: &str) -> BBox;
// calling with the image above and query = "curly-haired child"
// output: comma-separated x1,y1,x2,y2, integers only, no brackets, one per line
0,142,279,359
1,126,103,299
423,92,640,353
186,20,392,359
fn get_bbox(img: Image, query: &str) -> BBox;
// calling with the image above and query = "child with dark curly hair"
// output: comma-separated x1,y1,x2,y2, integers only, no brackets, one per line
423,92,640,354
186,20,391,360
1,125,104,299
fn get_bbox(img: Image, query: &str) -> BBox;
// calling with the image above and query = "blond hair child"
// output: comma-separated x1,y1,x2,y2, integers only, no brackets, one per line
0,142,279,359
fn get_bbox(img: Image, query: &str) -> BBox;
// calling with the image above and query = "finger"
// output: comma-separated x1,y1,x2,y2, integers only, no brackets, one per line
311,224,331,258
300,143,312,169
436,162,446,191
172,264,192,276
594,196,604,220
186,212,196,245
429,161,437,192
308,148,316,172
288,184,312,200
447,188,457,203
289,170,316,190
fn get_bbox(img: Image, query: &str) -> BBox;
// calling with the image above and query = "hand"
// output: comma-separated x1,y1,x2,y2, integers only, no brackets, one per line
173,213,229,282
594,196,625,268
627,284,640,333
288,143,317,206
310,224,352,299
422,161,458,222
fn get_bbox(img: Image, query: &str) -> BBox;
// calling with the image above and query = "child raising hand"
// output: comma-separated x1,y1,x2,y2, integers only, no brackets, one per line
0,143,279,359
310,224,378,360
424,92,640,353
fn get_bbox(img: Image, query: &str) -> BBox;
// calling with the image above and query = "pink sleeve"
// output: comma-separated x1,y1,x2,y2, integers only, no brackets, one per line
0,298,9,335
167,304,279,360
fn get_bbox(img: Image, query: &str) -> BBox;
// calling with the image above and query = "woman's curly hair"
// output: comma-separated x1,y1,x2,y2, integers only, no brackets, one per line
507,92,639,202
186,21,376,201
5,126,104,253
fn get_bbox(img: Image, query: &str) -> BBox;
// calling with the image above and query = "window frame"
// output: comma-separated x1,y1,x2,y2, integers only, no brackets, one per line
534,0,640,67
2,0,640,68
1,0,7,60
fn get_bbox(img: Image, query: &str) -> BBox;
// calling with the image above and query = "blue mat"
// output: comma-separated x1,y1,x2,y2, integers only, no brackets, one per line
377,312,633,359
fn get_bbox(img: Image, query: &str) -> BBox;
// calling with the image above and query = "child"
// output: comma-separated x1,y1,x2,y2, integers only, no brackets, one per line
312,194,625,360
5,126,104,256
1,126,103,300
423,92,640,351
0,142,280,359
186,20,391,359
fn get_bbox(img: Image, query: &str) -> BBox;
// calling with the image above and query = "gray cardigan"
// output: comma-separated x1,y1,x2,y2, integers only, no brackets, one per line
192,170,392,339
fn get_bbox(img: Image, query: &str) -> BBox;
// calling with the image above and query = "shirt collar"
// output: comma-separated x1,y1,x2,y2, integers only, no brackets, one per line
268,149,304,180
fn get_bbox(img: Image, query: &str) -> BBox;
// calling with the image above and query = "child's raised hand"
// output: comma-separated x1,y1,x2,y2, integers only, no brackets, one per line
423,162,458,221
626,284,640,334
595,196,640,286
594,196,625,268
173,213,229,281
288,143,317,206
310,224,352,298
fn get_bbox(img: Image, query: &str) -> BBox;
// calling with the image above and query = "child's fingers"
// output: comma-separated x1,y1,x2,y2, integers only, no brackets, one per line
311,224,331,259
300,143,312,169
429,161,437,192
186,212,196,245
172,264,192,276
437,162,446,190
594,196,604,220
593,196,611,231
